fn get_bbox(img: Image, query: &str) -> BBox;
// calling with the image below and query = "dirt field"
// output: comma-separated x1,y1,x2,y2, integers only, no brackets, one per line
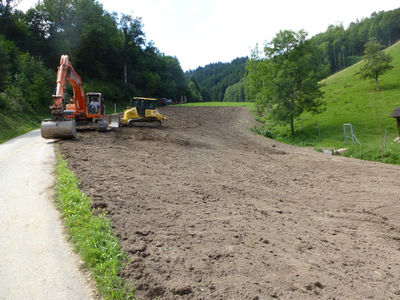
59,106,400,299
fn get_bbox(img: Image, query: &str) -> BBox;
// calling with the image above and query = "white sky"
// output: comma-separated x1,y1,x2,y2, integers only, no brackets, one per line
17,0,400,71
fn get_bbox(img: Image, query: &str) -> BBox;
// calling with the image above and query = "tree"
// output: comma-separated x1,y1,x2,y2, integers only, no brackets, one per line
357,40,393,91
223,78,247,102
188,80,202,102
251,30,325,136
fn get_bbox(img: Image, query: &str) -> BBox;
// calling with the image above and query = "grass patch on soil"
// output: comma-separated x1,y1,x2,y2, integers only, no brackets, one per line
255,41,400,164
177,101,254,109
55,153,135,299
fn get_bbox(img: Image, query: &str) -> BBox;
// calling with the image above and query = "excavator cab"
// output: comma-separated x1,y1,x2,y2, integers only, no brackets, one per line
87,93,104,116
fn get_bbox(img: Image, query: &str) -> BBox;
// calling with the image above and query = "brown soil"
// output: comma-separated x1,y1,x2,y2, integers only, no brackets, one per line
59,106,400,300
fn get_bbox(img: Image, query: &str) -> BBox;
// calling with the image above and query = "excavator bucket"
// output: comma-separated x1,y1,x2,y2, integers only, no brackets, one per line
40,119,77,139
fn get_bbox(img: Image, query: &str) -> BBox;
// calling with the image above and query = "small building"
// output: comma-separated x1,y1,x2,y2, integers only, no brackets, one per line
391,106,400,137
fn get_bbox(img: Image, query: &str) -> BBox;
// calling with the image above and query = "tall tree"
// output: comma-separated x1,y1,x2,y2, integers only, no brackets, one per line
357,40,393,91
250,30,325,136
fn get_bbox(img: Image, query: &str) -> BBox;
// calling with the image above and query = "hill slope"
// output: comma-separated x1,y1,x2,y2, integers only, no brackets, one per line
268,41,400,163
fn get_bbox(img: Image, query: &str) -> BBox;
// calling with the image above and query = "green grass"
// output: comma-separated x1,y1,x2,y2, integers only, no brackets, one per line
257,41,400,164
55,153,135,299
177,101,255,109
0,111,46,144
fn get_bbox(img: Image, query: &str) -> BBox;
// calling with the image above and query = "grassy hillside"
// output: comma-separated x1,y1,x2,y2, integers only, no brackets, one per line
0,111,46,144
262,41,400,164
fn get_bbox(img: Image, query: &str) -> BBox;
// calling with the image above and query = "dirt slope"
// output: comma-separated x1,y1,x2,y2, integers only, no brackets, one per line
59,106,400,299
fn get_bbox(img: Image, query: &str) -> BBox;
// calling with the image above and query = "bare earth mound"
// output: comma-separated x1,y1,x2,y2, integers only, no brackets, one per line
59,106,400,299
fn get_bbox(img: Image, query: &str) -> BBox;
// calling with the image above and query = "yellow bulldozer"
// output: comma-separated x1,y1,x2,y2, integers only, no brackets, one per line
121,97,168,127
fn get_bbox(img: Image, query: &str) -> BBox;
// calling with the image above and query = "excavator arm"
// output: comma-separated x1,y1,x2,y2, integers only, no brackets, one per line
51,55,86,118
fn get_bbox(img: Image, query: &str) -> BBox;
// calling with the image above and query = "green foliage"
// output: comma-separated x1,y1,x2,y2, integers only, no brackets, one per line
258,41,400,164
0,35,54,115
343,144,400,164
55,155,135,299
188,80,202,102
309,8,400,74
223,78,247,102
0,107,45,143
0,0,192,143
357,40,393,90
186,57,248,101
248,30,325,136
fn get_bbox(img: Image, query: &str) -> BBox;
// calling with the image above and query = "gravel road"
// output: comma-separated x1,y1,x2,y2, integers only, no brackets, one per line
0,130,95,300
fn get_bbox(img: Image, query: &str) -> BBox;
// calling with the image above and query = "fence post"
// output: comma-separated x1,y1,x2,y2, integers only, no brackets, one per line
385,129,388,150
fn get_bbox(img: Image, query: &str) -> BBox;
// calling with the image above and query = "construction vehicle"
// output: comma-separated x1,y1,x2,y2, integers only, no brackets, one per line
121,97,168,127
40,55,108,139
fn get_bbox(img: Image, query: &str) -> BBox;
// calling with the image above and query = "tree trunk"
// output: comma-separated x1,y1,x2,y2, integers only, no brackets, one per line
290,115,295,136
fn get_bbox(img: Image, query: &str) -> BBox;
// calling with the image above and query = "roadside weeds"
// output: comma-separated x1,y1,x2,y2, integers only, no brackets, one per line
55,150,135,299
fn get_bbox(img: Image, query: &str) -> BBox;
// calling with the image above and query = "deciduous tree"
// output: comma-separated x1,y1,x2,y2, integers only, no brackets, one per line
248,30,325,136
357,40,393,91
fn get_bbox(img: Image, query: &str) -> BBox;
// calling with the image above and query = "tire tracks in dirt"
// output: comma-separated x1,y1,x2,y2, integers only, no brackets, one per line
60,106,400,299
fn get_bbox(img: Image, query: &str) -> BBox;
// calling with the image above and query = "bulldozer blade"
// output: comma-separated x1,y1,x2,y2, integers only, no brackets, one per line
40,119,77,139
108,113,121,128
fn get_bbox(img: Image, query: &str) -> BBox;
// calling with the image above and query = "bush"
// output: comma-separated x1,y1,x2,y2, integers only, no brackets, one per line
0,92,9,109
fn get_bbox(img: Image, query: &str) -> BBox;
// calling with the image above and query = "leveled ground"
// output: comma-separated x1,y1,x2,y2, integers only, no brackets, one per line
59,106,400,299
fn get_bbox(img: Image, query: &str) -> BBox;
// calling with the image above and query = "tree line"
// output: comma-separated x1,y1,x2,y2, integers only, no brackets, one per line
185,57,248,102
0,0,191,115
310,8,400,74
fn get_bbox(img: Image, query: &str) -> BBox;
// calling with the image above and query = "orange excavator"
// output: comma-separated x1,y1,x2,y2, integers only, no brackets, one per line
41,55,108,139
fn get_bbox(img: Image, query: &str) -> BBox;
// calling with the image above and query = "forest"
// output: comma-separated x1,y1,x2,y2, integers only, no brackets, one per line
188,7,400,103
185,57,248,102
0,0,190,117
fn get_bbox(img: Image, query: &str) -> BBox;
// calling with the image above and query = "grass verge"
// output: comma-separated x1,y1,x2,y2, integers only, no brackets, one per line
55,152,135,299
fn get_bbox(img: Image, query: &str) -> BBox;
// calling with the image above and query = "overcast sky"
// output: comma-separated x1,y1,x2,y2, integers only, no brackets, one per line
17,0,400,71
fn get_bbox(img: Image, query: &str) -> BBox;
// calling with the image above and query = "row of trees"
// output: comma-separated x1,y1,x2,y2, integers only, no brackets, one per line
305,8,400,75
0,0,191,115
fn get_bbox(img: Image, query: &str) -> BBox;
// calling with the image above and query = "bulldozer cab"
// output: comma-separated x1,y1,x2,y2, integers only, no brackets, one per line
131,97,157,116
